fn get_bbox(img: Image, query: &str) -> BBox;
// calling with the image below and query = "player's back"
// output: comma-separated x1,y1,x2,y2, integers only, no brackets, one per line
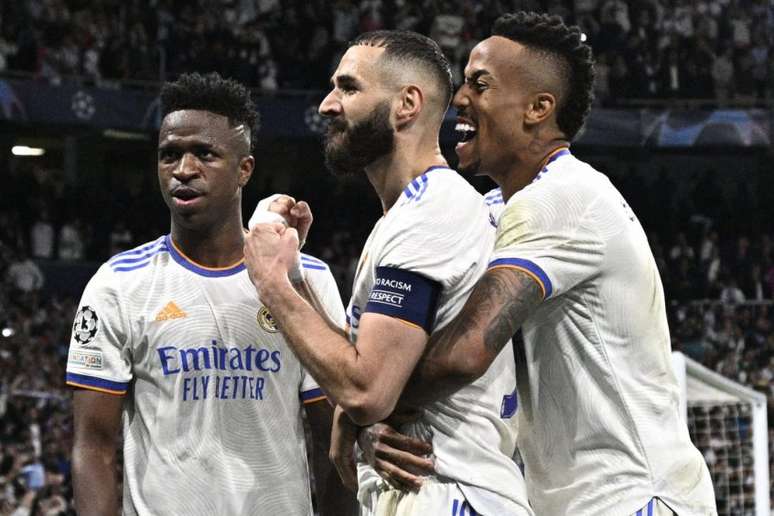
493,152,715,515
66,235,341,515
348,167,532,515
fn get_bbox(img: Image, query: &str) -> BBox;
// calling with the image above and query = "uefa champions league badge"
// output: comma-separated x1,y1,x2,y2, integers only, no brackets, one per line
257,306,278,333
72,305,99,345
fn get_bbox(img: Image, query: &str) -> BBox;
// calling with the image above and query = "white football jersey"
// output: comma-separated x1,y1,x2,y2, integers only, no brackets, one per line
347,167,532,516
66,235,344,516
491,149,716,515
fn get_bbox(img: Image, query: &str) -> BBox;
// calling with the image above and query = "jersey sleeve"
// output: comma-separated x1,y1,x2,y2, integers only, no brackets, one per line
65,265,133,395
489,189,604,300
364,189,486,333
298,254,345,404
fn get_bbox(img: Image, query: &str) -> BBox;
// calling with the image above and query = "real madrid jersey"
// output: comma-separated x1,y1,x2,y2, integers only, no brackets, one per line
66,235,344,516
490,149,716,515
348,167,532,516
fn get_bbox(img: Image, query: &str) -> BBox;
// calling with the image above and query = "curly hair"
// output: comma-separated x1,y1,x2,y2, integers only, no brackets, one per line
160,72,257,151
492,12,595,140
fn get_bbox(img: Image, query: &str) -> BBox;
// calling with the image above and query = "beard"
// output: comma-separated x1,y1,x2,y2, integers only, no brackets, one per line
323,101,394,177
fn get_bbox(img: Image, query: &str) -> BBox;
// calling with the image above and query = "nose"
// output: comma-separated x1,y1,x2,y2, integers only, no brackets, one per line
318,90,341,117
452,85,468,111
172,152,200,182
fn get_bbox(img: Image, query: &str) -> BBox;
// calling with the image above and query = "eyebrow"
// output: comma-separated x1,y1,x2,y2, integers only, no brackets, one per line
465,69,492,83
330,74,361,89
157,138,218,152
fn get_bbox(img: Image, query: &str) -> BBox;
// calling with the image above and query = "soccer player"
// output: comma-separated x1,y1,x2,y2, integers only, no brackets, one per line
355,12,717,516
244,31,533,516
65,72,354,516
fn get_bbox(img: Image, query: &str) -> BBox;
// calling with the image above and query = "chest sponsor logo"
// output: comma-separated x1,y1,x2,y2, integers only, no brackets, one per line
257,306,278,333
72,305,99,346
155,301,187,321
157,340,284,402
69,349,103,369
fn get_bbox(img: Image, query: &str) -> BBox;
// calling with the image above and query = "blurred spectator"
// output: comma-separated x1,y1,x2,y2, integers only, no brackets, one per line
712,45,735,102
5,250,44,294
720,278,746,305
29,211,54,260
57,219,84,261
109,220,133,256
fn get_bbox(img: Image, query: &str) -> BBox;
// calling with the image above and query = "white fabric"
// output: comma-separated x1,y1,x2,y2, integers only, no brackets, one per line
65,234,345,516
359,480,495,516
349,168,532,516
491,152,716,516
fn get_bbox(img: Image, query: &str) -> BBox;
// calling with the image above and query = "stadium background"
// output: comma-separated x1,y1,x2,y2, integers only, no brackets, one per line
0,0,772,514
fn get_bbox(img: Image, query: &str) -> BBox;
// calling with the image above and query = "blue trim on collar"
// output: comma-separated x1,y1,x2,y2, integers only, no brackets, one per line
401,165,450,200
165,235,246,277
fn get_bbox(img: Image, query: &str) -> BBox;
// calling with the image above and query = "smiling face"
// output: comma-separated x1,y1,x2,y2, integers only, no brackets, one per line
157,109,253,232
318,45,396,176
453,36,537,178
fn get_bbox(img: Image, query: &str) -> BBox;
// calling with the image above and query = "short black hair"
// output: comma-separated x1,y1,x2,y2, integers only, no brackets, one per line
160,72,257,151
350,30,453,112
493,12,595,140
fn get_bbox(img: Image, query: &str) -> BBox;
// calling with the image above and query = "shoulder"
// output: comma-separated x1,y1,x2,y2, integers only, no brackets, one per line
105,235,169,275
393,168,488,231
299,253,342,304
299,252,338,287
507,155,610,218
299,252,332,274
86,236,169,294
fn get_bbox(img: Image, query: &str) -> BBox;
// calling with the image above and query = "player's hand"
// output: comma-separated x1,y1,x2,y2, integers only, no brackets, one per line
329,405,359,491
250,194,313,249
357,422,434,492
244,222,299,295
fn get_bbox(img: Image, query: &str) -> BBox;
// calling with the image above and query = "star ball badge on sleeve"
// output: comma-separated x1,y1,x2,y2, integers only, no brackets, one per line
73,305,100,345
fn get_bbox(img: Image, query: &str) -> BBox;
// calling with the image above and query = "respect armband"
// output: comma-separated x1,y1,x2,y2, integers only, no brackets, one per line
364,267,441,333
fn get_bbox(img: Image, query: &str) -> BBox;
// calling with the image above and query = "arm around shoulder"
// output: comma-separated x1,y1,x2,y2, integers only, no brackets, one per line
404,266,543,405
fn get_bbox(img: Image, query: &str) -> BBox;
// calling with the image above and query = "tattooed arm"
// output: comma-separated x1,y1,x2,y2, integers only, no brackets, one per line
401,267,543,406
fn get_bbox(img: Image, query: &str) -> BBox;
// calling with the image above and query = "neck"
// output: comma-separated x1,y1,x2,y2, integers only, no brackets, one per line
169,212,245,268
497,137,570,201
365,136,447,213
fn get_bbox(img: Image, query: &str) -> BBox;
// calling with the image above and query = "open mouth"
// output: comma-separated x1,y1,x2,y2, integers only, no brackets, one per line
171,186,203,204
455,120,477,143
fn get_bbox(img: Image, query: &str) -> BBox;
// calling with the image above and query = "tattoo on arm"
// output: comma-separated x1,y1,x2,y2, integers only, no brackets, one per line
404,268,542,405
481,269,543,354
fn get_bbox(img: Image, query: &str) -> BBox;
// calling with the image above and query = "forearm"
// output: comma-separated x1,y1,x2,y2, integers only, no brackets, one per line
402,268,542,406
72,442,119,516
291,277,347,338
261,276,369,408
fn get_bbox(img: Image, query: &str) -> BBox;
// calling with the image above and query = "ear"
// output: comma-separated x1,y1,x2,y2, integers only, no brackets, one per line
237,155,255,188
394,85,423,129
524,92,557,127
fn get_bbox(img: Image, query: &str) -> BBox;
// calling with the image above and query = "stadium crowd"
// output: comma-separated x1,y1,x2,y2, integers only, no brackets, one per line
1,0,772,102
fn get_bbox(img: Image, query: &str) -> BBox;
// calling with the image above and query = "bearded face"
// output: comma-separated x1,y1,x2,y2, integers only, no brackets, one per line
323,100,395,177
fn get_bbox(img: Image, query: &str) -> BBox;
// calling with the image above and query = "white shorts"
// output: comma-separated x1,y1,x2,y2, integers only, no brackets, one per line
359,481,480,516
631,498,677,516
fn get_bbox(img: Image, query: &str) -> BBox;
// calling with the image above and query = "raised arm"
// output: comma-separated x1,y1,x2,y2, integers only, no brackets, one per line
403,266,542,406
71,389,123,516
